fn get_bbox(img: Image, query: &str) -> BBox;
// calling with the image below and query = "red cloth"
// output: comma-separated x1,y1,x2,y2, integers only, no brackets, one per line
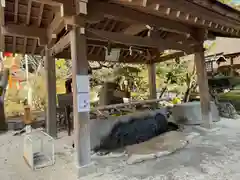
4,52,12,57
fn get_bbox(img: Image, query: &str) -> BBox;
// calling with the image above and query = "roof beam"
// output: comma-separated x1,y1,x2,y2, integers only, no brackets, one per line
56,50,145,64
146,0,240,27
112,0,240,36
51,32,70,55
50,27,193,58
32,39,37,55
86,28,192,52
164,33,197,45
32,0,62,6
0,2,5,51
47,12,64,47
38,3,44,27
51,33,158,57
2,24,47,45
56,49,184,64
152,51,186,63
23,38,27,54
192,0,240,20
123,24,148,35
14,0,18,23
12,36,16,54
88,1,194,35
26,0,32,25
32,0,75,16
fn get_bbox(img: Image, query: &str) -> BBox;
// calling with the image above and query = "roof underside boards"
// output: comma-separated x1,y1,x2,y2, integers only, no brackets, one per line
1,0,240,64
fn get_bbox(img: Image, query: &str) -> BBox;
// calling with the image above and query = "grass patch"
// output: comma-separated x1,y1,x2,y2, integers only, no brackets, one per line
219,90,240,100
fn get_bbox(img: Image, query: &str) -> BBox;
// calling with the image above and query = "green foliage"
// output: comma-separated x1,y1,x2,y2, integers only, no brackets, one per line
5,87,26,117
219,0,232,4
156,60,189,95
4,52,199,116
114,65,144,90
29,68,47,111
55,59,69,79
91,67,114,87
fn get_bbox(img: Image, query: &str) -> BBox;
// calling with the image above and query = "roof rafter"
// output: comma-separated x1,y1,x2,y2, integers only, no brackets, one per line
2,24,47,45
50,28,193,56
123,24,148,35
87,1,194,35
110,0,240,36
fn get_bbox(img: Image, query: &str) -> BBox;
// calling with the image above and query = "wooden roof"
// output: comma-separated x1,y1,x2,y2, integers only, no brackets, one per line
1,0,240,64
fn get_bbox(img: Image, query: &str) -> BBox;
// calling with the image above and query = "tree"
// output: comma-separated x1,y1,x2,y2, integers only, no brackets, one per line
183,61,197,102
219,0,232,4
156,59,188,98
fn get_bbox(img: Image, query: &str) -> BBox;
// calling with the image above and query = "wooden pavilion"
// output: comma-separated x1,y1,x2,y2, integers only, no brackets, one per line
205,37,240,76
1,0,240,169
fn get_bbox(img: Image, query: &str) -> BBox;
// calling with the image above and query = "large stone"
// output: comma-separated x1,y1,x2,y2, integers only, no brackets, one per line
172,101,220,125
126,131,188,164
90,109,171,151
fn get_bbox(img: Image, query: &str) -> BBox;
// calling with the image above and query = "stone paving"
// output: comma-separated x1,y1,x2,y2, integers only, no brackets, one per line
1,118,240,180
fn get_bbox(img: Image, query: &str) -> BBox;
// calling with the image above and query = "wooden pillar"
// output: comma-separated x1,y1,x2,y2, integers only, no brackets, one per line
45,46,57,138
148,63,157,99
194,40,212,129
230,57,234,77
70,26,91,167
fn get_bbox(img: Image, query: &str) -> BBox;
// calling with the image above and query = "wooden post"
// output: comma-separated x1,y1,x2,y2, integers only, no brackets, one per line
230,57,234,77
45,46,57,138
25,55,33,106
194,38,212,128
148,63,157,99
70,26,91,167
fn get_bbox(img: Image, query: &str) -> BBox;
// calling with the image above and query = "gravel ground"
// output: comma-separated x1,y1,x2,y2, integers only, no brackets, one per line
1,118,240,180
